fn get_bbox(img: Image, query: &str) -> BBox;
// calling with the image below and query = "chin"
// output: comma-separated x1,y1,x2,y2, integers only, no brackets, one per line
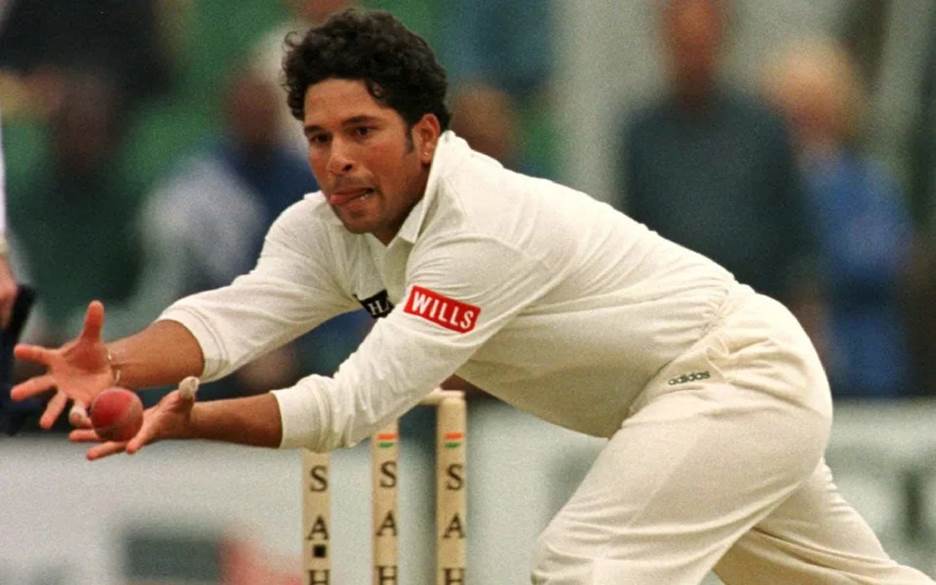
341,224,370,235
337,217,376,235
328,207,372,235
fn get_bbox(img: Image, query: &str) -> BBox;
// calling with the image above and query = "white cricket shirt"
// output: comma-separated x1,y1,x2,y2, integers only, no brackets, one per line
161,132,736,451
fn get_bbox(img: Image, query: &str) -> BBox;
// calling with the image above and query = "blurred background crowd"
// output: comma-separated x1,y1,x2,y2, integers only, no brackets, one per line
1,1,936,583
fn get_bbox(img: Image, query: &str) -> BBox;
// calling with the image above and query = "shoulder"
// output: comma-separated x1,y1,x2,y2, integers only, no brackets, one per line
433,147,554,236
423,146,612,271
428,130,611,228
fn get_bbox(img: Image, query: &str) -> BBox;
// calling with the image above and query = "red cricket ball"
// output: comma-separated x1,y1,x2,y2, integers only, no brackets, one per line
90,387,144,442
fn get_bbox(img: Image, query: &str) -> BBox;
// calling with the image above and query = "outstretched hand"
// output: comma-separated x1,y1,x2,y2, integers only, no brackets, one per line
69,377,200,460
10,300,114,429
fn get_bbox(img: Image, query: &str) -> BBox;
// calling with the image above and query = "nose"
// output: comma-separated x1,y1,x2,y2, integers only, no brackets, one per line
326,139,355,176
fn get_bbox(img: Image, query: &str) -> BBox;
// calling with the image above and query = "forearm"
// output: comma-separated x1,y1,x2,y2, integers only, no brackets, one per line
189,392,283,448
106,319,205,389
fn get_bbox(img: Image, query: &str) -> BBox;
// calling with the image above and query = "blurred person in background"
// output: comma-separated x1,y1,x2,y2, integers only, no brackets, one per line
438,0,557,179
449,82,520,167
0,107,18,328
904,10,936,395
619,0,815,310
449,81,551,179
0,0,176,347
437,0,552,107
0,0,173,116
7,71,145,347
0,0,171,329
763,39,914,399
107,66,318,336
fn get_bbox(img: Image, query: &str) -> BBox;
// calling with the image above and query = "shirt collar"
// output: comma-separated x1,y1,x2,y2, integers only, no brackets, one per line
393,130,464,245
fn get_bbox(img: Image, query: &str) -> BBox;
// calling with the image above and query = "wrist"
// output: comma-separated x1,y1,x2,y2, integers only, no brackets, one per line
106,348,123,386
184,402,202,440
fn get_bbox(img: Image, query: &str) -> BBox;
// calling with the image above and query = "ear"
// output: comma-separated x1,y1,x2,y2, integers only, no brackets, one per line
412,113,442,165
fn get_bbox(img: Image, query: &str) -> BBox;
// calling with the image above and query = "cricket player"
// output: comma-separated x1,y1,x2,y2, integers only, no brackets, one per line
11,9,935,585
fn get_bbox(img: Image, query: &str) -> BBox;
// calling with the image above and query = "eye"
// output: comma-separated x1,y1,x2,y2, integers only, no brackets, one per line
307,133,330,146
353,126,373,138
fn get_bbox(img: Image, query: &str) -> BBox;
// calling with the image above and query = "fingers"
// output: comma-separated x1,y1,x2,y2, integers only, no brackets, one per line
86,441,128,461
178,376,200,401
69,402,92,428
125,416,157,455
79,300,105,343
62,381,199,460
68,427,129,460
39,390,69,429
10,373,55,401
13,343,52,367
71,402,156,459
125,437,146,455
69,427,131,460
69,428,100,443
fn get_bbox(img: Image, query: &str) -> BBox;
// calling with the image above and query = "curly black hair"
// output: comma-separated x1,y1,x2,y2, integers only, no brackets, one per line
283,9,451,130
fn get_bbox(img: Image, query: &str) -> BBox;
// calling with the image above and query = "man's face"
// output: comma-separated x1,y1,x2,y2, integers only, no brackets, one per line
303,78,439,244
663,0,724,101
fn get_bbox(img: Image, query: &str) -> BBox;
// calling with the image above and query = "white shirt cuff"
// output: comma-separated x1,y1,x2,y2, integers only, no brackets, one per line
272,379,329,450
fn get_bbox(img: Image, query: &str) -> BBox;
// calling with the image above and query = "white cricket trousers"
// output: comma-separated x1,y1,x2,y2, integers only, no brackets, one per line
532,286,934,585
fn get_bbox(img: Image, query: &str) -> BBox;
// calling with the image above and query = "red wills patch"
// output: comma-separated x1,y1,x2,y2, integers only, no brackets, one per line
404,285,480,333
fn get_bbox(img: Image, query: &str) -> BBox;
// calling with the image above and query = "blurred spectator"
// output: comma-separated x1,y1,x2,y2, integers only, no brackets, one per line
450,83,519,165
905,11,936,394
437,0,557,178
618,0,814,307
7,71,144,346
0,0,178,352
448,81,552,177
764,39,914,399
0,0,173,115
107,67,313,329
437,0,552,101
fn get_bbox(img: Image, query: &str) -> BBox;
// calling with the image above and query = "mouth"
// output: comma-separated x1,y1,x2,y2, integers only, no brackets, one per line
327,188,375,207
